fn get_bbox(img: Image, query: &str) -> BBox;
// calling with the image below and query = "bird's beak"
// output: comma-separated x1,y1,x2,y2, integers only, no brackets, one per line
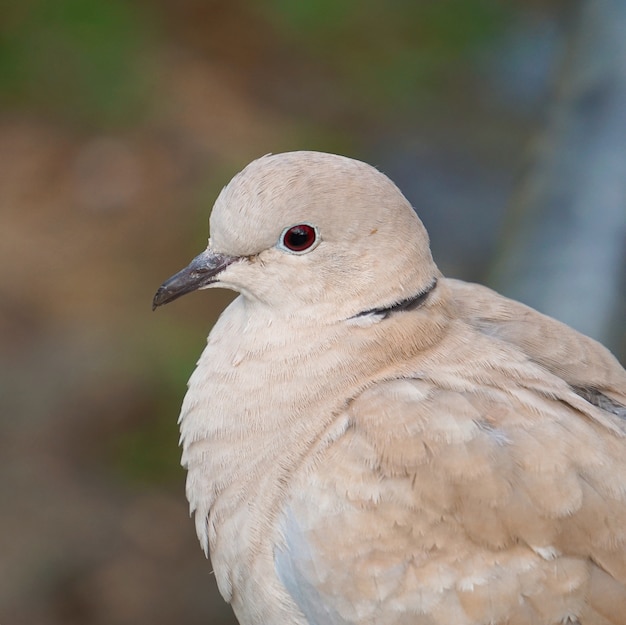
153,249,238,310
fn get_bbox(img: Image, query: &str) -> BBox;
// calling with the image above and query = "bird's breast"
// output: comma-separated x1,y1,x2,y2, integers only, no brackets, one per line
178,299,367,620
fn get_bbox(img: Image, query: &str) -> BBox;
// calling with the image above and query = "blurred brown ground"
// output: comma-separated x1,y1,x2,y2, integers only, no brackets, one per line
1,2,623,624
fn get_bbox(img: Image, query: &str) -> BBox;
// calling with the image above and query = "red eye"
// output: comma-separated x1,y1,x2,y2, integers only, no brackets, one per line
280,224,318,253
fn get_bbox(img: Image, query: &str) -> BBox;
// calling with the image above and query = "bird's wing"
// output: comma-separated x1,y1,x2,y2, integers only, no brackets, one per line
448,278,626,415
276,290,626,625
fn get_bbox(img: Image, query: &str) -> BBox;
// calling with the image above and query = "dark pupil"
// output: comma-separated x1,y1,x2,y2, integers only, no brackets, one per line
286,226,313,250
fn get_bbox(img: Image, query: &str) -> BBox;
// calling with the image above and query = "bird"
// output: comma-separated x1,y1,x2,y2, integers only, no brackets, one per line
153,151,626,625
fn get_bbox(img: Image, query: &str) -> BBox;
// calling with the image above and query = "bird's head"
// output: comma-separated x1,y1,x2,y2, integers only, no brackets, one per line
153,151,439,322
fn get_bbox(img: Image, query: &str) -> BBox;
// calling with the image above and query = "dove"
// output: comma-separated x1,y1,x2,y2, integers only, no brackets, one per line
153,151,626,625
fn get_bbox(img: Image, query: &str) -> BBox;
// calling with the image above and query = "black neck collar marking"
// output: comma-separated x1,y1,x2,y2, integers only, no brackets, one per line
351,278,438,320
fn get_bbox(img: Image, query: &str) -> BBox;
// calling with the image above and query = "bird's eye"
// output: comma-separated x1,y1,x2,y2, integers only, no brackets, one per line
279,224,319,254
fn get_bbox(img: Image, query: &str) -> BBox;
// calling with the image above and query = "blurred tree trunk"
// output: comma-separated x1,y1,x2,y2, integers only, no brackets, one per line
490,0,626,354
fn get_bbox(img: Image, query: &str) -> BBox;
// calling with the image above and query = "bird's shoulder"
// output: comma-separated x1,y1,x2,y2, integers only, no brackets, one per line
346,278,626,560
446,277,626,412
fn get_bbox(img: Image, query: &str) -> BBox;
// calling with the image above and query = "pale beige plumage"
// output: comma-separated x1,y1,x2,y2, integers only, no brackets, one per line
153,151,626,625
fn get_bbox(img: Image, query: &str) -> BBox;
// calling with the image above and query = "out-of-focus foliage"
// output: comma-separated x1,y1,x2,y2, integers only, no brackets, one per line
0,0,512,125
0,0,155,126
260,0,510,108
107,324,208,484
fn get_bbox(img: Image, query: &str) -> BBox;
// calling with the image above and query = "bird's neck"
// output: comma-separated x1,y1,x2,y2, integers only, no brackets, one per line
178,287,452,554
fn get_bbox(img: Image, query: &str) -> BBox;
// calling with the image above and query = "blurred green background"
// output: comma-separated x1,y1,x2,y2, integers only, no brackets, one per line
1,1,624,624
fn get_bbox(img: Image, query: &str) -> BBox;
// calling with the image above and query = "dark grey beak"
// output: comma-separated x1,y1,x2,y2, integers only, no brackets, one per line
153,249,238,310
